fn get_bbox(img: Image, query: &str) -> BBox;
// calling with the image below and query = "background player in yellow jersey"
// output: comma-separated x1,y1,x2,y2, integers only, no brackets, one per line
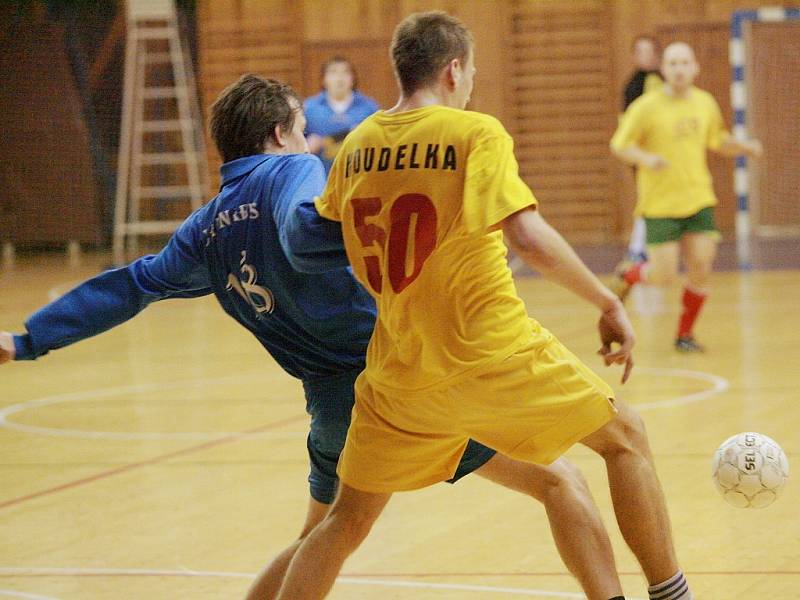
611,42,762,352
275,12,694,600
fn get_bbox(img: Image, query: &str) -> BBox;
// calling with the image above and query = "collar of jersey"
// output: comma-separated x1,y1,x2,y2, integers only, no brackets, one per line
220,154,274,188
373,105,447,124
660,85,698,101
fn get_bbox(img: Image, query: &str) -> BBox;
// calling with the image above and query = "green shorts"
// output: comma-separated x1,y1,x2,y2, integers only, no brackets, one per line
645,207,718,245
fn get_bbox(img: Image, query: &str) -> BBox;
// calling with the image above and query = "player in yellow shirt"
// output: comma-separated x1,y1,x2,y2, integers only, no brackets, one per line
275,13,694,600
611,42,762,352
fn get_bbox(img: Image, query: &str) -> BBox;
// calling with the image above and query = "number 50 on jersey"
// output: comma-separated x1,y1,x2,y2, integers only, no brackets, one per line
352,194,437,294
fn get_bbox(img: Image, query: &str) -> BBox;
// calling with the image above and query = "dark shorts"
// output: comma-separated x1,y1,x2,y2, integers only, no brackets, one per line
302,369,497,504
645,206,717,245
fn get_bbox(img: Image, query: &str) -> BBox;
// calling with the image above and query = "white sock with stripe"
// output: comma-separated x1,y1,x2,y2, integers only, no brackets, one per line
648,571,693,600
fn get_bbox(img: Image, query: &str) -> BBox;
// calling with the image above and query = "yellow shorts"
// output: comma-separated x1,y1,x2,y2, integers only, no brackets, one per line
337,328,617,493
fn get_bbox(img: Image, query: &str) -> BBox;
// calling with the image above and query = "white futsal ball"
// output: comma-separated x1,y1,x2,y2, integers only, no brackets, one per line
712,432,789,508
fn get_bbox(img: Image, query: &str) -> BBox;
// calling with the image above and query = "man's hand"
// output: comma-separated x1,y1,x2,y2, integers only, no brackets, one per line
306,134,324,154
744,139,763,158
718,135,764,159
597,302,635,384
0,332,15,365
641,153,669,171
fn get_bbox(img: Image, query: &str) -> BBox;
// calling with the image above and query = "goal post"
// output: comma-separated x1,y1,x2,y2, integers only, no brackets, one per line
729,7,800,268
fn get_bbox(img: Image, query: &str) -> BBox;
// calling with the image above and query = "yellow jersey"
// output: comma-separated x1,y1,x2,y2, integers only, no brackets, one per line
644,72,663,95
610,86,729,218
315,105,537,394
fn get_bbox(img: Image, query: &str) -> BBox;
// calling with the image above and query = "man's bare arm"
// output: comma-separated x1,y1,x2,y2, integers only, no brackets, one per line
715,135,762,158
503,207,635,383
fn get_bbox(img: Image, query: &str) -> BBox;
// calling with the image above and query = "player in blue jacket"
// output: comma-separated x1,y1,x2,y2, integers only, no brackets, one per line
303,56,379,173
1,75,626,599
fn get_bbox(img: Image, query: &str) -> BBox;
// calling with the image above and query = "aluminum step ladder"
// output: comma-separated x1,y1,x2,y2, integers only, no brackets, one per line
113,0,207,264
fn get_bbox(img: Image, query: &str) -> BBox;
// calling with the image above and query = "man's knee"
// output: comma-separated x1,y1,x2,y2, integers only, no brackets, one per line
551,458,589,487
685,264,712,287
326,494,383,547
589,403,650,459
307,426,346,505
309,422,349,458
532,458,591,501
326,511,374,548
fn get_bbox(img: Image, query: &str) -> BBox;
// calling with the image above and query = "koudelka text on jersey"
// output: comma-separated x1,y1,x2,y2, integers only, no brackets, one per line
344,143,457,178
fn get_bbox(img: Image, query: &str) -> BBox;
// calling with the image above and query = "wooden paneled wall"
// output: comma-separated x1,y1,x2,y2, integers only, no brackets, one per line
749,21,800,233
196,0,797,242
196,0,303,182
0,4,103,247
509,0,617,242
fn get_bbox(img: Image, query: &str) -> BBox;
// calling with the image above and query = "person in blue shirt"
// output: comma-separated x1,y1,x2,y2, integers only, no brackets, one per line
0,74,625,600
303,56,379,173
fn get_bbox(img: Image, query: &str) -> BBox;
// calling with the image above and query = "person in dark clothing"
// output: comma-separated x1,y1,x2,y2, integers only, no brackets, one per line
619,35,663,264
623,35,663,111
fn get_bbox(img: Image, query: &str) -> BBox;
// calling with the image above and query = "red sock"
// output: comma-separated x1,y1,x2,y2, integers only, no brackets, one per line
678,286,707,338
624,262,647,285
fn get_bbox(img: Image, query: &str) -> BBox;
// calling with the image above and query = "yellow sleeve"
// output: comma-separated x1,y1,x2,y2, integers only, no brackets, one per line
314,157,342,222
462,128,537,234
314,192,339,221
705,96,729,151
610,100,646,151
644,72,663,94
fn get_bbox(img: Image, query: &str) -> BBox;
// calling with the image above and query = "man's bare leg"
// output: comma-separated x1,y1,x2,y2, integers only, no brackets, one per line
476,455,623,600
275,484,391,600
580,401,680,586
245,497,330,600
674,231,717,350
645,241,681,287
681,232,717,290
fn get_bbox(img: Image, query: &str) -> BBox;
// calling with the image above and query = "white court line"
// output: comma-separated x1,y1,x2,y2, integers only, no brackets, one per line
0,567,253,579
0,369,728,440
633,367,729,411
0,567,646,599
0,590,60,600
0,377,305,441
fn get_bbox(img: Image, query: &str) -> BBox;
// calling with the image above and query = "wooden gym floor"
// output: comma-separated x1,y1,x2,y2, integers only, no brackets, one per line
1,252,798,599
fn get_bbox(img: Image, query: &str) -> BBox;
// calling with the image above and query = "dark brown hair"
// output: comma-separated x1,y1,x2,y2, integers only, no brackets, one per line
390,11,473,96
210,74,299,163
321,56,358,90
